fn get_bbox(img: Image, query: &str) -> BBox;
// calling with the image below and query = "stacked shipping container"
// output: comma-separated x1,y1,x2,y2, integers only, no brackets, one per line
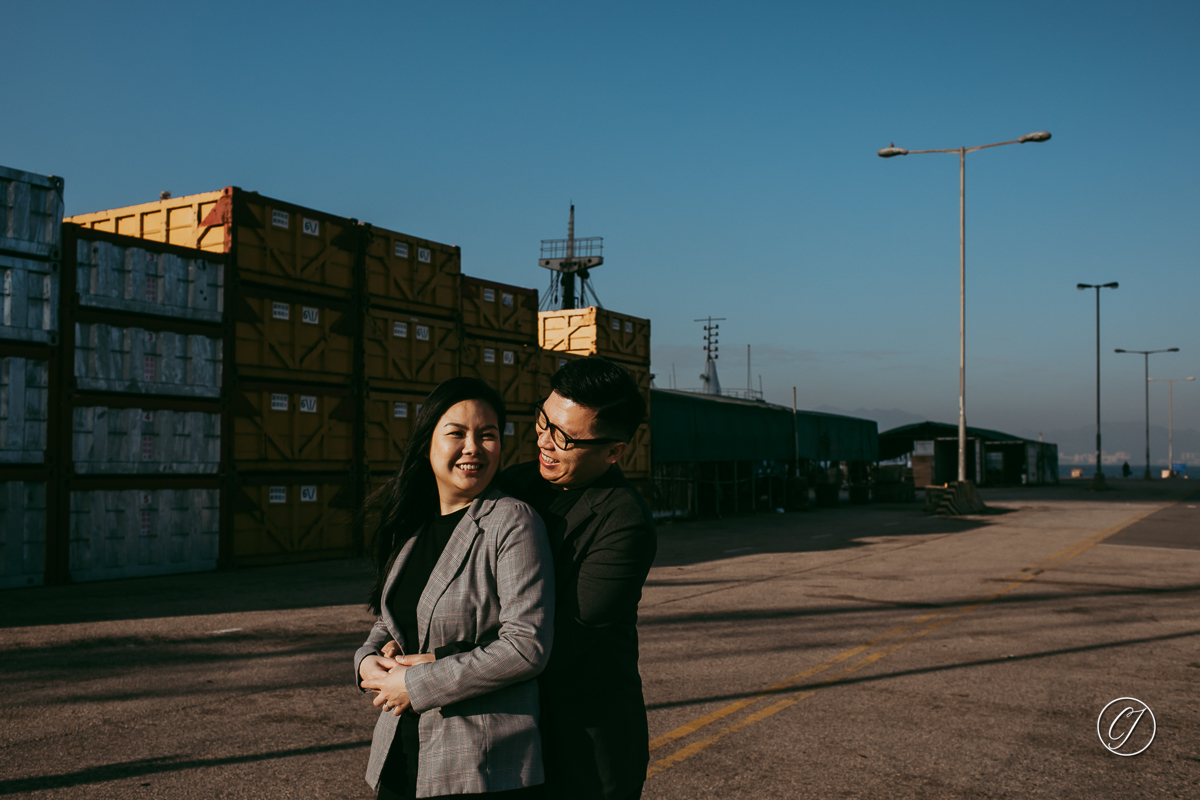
0,166,63,588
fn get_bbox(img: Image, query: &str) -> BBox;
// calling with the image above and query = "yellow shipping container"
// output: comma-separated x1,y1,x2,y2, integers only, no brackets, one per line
232,479,354,566
537,307,650,364
364,386,429,473
235,293,354,382
232,384,355,469
364,308,459,390
501,414,538,471
460,276,538,343
66,191,226,252
459,337,540,415
365,226,461,315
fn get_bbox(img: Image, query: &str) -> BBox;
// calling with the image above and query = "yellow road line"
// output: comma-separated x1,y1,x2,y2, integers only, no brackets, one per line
645,496,1182,778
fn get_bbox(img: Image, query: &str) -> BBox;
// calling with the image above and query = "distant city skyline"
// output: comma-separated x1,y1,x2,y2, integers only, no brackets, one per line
5,1,1197,448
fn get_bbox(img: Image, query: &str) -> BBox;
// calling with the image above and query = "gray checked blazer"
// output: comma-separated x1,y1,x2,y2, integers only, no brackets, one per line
353,488,554,797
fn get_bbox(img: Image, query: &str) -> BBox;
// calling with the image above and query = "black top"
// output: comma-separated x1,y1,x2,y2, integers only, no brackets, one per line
391,506,468,655
500,463,657,800
379,505,469,796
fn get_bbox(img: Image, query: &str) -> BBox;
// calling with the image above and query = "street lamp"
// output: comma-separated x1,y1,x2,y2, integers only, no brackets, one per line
1114,347,1179,479
879,131,1051,484
1147,375,1193,477
1078,283,1119,487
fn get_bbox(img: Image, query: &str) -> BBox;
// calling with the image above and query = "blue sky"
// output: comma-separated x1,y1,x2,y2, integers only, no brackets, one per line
5,1,1198,453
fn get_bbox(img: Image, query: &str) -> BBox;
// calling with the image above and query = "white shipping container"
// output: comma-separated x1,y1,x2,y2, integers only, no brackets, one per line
0,357,49,463
0,165,63,259
72,407,221,474
76,237,224,322
68,487,219,582
74,323,222,397
0,481,46,588
0,253,59,343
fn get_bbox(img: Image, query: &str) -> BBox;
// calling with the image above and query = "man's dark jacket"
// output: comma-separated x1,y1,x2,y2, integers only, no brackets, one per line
500,462,657,800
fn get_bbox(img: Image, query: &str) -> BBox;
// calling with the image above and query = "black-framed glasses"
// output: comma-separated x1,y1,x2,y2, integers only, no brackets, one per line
535,401,623,451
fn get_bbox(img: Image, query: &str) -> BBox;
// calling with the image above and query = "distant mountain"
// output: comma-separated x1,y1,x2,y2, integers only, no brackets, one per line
1015,422,1200,468
814,405,926,433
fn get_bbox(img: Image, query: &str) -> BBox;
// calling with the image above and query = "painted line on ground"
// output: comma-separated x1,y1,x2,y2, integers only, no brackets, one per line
645,495,1183,779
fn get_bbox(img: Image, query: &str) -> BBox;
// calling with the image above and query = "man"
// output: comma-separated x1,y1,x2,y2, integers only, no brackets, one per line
501,356,657,800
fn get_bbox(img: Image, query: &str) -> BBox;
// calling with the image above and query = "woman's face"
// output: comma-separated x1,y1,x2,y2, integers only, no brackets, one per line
428,399,501,512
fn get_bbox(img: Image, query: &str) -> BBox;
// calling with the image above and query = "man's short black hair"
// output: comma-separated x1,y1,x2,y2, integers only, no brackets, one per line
550,356,645,442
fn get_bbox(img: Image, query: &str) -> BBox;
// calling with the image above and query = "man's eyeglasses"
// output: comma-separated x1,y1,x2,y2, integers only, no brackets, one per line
535,401,623,451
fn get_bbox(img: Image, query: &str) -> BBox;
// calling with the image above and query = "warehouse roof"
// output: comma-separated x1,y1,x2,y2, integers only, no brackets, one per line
878,421,1046,461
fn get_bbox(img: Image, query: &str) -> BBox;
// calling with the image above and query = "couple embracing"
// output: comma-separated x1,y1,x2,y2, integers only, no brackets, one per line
354,357,656,800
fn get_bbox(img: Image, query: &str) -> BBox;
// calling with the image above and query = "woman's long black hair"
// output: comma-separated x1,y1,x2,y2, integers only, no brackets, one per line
366,377,507,614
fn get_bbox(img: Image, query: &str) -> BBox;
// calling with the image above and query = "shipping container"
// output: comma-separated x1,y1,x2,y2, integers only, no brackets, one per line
68,486,219,582
460,276,538,343
617,423,651,479
73,407,220,474
231,477,353,566
1,253,59,344
365,226,460,314
0,481,46,588
232,383,355,469
459,337,540,414
364,308,458,390
74,230,224,323
0,356,49,463
538,307,650,363
501,414,538,471
533,350,583,398
67,188,360,297
235,291,354,382
364,386,428,472
65,190,225,252
74,322,222,397
0,166,64,260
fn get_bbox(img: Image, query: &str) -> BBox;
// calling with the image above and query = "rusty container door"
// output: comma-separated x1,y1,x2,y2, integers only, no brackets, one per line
65,191,226,252
365,228,461,315
232,383,355,470
0,480,47,588
364,387,428,473
1,254,59,345
1,356,49,463
364,308,458,390
75,232,224,322
72,407,221,474
459,338,540,415
460,276,538,343
73,322,223,397
67,486,220,582
1,166,64,260
231,478,353,566
234,292,354,382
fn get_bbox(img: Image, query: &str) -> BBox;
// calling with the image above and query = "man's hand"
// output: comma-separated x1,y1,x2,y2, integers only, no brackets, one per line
358,654,398,692
362,664,411,716
381,640,401,659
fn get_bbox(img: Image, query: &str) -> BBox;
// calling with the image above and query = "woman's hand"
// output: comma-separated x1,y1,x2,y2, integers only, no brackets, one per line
380,640,401,659
396,653,435,667
358,654,398,692
362,664,411,716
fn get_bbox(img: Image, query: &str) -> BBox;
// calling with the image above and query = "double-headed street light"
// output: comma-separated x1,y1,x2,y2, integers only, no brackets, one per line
1114,347,1179,479
879,131,1051,484
1148,376,1195,476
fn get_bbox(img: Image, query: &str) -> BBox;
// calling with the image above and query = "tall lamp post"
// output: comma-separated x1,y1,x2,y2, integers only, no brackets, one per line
1147,374,1193,477
1114,347,1179,479
879,131,1051,484
1078,283,1118,487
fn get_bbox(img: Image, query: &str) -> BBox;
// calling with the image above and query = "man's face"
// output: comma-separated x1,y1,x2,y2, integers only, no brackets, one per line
535,391,627,487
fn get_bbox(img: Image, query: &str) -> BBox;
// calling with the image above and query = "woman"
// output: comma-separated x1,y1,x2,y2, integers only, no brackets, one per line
355,377,553,799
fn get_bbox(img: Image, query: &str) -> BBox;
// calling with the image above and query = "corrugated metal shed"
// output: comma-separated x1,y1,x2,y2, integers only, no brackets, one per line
878,421,1038,461
650,390,878,463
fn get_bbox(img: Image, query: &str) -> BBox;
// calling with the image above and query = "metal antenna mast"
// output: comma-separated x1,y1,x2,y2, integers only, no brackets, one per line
695,317,725,395
539,205,604,310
